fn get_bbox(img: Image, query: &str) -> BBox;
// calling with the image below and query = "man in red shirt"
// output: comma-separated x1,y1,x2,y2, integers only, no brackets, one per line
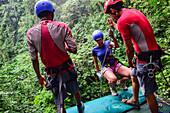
26,0,84,113
104,0,162,113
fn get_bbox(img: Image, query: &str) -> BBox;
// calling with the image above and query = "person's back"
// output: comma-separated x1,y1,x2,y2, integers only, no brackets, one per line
26,1,84,113
27,20,75,68
117,9,158,54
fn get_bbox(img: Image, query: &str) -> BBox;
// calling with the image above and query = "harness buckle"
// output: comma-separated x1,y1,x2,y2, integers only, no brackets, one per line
143,56,159,78
45,75,55,91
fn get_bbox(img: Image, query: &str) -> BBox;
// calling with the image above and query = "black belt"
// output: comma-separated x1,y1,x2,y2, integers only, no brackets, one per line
45,58,77,82
45,58,72,75
136,49,162,62
136,44,165,62
45,58,77,113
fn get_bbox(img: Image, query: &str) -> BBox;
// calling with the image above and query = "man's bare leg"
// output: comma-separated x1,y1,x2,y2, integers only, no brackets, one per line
131,76,139,103
122,75,139,104
145,93,158,113
74,91,81,106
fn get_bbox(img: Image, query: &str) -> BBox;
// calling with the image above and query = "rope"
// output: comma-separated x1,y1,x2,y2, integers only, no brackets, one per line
99,46,108,97
99,27,116,97
101,47,109,70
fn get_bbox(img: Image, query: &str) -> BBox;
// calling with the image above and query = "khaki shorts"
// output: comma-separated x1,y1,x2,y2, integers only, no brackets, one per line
131,61,159,95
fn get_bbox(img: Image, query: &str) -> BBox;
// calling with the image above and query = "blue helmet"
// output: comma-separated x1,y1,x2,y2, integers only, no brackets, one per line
34,0,55,17
92,30,103,41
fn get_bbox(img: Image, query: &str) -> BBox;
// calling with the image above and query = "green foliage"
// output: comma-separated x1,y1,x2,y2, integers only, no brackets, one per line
0,0,169,112
156,54,170,99
0,52,41,112
0,0,36,64
33,89,57,113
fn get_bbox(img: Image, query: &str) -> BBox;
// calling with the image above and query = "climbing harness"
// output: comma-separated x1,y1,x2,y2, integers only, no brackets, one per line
98,27,124,97
45,66,64,113
143,55,159,78
58,68,64,113
136,47,170,87
96,27,117,97
45,58,77,113
129,23,169,86
100,27,119,75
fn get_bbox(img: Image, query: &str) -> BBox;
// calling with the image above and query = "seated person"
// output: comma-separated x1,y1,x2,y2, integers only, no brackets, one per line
92,29,131,96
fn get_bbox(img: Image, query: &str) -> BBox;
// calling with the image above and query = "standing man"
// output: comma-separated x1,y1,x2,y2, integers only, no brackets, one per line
104,0,162,113
26,0,84,113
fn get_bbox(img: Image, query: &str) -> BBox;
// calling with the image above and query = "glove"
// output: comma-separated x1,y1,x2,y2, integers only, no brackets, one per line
108,28,114,38
96,71,103,79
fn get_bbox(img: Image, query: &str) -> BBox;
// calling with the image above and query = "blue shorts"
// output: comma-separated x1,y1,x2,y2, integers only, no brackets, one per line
131,61,159,95
46,68,79,104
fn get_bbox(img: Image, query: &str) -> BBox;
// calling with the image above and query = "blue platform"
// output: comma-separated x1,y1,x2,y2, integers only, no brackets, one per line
66,86,146,113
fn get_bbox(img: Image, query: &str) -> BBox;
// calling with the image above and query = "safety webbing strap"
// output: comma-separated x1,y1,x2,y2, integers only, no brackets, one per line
136,48,162,63
57,72,64,113
45,58,72,75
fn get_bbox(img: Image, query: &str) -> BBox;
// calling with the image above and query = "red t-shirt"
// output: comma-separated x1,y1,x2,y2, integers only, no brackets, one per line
40,22,70,68
118,9,158,54
27,20,76,71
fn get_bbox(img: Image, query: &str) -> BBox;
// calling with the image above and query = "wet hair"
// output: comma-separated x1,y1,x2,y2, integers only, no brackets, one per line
106,1,124,14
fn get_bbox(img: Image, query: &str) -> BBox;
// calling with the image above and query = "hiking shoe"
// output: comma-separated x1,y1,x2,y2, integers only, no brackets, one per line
77,102,84,113
110,86,118,96
116,81,128,91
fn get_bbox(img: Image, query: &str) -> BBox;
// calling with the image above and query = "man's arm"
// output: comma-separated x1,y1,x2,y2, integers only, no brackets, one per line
123,39,134,67
65,42,77,54
31,59,46,87
64,25,77,54
107,20,134,66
